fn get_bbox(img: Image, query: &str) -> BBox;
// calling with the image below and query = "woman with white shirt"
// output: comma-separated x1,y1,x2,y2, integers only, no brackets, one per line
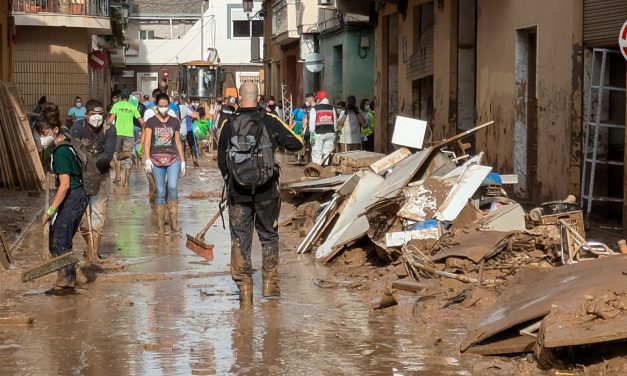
337,95,366,152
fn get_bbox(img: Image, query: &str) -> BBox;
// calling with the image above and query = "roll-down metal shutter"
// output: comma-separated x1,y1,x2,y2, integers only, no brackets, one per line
584,0,627,48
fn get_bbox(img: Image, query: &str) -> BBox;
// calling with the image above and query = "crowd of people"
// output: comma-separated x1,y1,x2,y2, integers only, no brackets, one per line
29,84,374,304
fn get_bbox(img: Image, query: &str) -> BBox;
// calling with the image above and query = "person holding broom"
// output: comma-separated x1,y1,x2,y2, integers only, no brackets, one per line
37,103,89,289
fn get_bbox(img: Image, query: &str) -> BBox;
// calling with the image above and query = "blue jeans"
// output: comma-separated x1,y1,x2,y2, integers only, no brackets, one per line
152,159,181,205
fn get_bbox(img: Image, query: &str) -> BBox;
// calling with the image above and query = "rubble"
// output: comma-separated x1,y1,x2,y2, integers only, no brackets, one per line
281,118,627,370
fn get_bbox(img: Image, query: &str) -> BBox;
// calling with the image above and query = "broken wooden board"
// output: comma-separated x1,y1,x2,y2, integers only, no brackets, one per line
435,165,492,222
370,147,412,174
397,178,451,222
392,279,428,293
478,203,526,232
461,255,627,352
0,316,35,326
283,174,352,192
466,334,535,355
431,231,513,264
331,151,384,168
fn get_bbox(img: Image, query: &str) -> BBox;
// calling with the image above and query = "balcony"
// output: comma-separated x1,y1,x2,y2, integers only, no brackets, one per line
271,0,299,45
12,0,111,35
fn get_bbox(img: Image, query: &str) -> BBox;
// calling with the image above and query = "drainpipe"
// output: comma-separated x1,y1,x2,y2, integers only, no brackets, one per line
169,19,173,39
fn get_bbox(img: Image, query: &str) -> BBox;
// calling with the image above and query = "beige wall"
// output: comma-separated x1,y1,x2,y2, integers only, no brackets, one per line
475,0,582,201
374,0,444,152
12,27,90,119
0,1,10,81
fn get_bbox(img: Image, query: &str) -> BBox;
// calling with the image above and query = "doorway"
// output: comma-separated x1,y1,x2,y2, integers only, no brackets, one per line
137,72,158,98
333,45,343,103
514,27,538,201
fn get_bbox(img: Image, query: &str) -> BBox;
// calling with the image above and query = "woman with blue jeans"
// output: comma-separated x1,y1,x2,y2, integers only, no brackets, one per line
143,93,186,235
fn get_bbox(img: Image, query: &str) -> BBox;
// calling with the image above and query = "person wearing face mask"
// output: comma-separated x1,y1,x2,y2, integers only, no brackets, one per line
108,89,144,188
143,93,186,235
69,99,117,259
361,99,375,152
337,95,366,152
37,103,89,289
67,96,87,122
308,90,338,166
106,93,119,114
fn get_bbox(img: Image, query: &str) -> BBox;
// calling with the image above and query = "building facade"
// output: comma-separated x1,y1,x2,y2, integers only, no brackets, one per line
10,0,111,115
121,0,264,98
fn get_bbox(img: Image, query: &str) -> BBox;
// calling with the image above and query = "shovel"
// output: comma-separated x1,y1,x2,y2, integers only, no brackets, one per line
185,200,225,261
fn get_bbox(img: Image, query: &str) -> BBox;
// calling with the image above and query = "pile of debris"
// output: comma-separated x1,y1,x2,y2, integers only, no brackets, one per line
281,118,627,369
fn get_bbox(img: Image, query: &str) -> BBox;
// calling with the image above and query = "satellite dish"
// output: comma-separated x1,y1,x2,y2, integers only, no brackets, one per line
304,53,324,73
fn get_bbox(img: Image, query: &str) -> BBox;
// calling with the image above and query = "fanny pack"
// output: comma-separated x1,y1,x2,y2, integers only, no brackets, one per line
151,153,178,167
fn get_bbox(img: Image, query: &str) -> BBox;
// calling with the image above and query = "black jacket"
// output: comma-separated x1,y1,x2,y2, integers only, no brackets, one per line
218,107,303,203
70,119,117,173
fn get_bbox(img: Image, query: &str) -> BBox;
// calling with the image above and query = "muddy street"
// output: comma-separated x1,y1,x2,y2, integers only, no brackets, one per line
0,162,484,376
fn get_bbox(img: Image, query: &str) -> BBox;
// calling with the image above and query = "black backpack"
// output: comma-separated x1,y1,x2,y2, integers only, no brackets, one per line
226,111,274,194
55,137,101,196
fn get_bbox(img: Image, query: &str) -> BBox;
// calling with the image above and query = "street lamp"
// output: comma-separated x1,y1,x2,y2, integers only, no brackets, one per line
243,0,254,13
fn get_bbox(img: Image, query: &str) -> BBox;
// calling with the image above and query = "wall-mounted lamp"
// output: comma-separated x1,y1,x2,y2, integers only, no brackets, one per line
243,0,254,13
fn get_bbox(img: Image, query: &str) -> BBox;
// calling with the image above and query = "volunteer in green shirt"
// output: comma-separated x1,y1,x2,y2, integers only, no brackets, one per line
37,103,89,289
108,89,144,187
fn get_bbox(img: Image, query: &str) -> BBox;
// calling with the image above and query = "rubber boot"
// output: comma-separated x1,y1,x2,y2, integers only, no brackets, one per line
262,246,281,298
231,243,253,304
192,153,199,167
167,200,181,232
93,233,102,259
113,160,121,185
123,167,131,188
156,204,166,235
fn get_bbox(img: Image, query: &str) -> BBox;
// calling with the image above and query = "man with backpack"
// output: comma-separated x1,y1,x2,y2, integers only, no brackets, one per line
217,82,303,304
70,99,117,260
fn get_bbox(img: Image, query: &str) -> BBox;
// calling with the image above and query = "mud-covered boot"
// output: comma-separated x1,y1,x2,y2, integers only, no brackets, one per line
167,200,182,232
156,204,166,235
262,246,281,298
113,160,121,185
192,154,200,167
93,233,102,260
231,244,253,304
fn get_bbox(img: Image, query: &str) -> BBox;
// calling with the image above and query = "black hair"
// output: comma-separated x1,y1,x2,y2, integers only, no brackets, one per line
360,98,369,111
305,93,314,99
36,103,62,131
85,99,103,112
155,93,170,105
143,95,149,101
152,88,161,99
38,96,47,105
197,106,206,118
369,100,375,110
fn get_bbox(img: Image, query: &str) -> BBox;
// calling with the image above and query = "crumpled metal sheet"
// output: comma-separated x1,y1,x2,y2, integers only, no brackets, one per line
431,230,512,264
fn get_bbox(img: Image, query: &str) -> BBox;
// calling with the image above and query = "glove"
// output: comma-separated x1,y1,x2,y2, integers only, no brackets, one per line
41,207,56,225
144,159,153,173
180,161,186,178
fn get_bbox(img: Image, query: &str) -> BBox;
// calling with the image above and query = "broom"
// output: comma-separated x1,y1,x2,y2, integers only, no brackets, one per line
21,252,79,282
185,199,225,261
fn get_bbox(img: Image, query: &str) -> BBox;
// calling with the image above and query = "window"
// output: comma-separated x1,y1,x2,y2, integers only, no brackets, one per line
233,20,251,37
231,20,264,38
139,30,155,40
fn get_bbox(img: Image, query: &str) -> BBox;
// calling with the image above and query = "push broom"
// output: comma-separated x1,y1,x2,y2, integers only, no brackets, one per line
185,199,225,261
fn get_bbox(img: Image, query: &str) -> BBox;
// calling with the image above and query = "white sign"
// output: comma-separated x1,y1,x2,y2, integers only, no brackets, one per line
122,70,135,78
620,20,627,60
392,116,428,149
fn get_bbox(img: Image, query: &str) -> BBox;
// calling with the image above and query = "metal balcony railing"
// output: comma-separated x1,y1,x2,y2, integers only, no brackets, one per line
12,0,110,17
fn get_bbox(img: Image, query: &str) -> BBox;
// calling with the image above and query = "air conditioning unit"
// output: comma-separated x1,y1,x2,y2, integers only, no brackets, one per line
318,0,333,6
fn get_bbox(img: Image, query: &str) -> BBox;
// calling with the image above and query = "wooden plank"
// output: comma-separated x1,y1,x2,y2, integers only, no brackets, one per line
466,335,535,355
0,224,12,270
370,147,412,174
392,279,428,293
4,83,45,188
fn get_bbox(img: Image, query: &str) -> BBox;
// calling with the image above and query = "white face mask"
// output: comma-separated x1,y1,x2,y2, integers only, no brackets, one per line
158,107,169,115
40,136,54,149
88,114,103,128
75,102,82,108
364,105,370,111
